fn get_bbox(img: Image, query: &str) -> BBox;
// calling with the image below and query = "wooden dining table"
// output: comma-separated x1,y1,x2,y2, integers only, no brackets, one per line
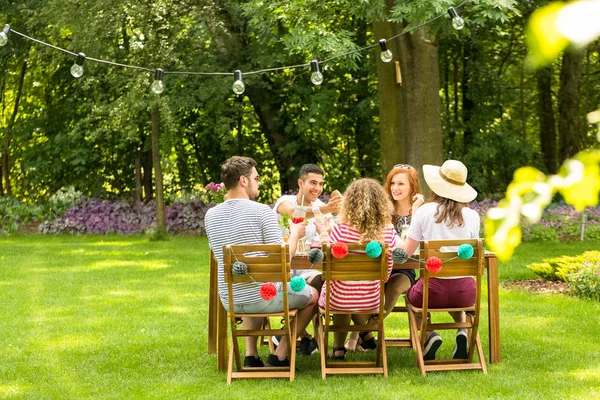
207,250,500,371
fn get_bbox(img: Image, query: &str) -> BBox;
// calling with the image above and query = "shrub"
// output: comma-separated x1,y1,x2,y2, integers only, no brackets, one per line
40,198,210,235
0,197,45,234
526,223,559,242
567,259,600,301
528,251,600,282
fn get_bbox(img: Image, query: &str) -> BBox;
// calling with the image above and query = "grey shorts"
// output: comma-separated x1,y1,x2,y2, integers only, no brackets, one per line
223,283,314,313
292,269,321,281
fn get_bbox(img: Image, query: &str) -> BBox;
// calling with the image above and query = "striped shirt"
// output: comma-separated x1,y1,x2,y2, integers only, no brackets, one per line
205,199,283,305
318,223,398,311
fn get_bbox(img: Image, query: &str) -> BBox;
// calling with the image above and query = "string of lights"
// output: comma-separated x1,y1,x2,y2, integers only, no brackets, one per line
0,3,467,95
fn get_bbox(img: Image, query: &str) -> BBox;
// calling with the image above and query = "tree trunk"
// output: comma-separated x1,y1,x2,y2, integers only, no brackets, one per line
558,49,583,161
151,106,166,234
246,83,318,192
2,59,28,196
135,149,142,203
375,21,443,192
536,66,558,174
462,39,476,152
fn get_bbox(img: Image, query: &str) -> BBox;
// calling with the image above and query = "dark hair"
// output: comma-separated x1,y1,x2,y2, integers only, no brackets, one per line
299,164,324,180
429,192,466,227
221,156,257,190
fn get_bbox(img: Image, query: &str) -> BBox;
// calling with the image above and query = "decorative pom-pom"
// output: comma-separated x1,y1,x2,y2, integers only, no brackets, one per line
365,241,382,258
425,256,443,274
307,248,324,264
290,276,306,292
458,244,474,260
260,283,278,301
392,248,409,264
331,242,349,259
232,261,248,276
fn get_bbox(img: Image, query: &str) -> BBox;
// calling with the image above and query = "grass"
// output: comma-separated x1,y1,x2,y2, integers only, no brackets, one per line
0,235,599,399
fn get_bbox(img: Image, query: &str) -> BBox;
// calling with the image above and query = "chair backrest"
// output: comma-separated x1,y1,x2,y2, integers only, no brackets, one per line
322,243,389,282
223,244,291,315
418,239,484,316
322,242,389,314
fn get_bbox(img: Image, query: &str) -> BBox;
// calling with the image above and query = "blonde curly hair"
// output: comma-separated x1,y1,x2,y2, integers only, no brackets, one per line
339,178,394,243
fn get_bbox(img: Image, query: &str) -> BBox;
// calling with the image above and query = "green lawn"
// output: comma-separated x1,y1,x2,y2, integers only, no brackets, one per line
0,235,599,399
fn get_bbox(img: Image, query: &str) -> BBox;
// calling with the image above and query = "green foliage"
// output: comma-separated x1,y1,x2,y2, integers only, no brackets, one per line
527,251,600,283
0,197,44,233
567,259,600,301
47,186,84,218
527,224,559,243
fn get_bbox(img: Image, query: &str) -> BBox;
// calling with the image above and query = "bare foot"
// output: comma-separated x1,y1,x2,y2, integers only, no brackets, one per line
345,337,367,352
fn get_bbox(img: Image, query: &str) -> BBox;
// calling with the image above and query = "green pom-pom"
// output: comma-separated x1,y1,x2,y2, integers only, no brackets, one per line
290,276,306,292
458,244,474,260
307,248,324,264
232,261,248,276
392,248,409,264
365,241,382,258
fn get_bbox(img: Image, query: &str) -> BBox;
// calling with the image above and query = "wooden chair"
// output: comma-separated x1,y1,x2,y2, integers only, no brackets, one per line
406,239,487,375
223,244,298,384
318,243,389,378
384,264,414,349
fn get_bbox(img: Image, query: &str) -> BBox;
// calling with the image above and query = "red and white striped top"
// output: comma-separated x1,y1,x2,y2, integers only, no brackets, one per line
318,223,398,311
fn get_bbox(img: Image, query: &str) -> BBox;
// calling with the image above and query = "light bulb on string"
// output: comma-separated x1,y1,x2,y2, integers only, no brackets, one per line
310,60,323,85
447,7,465,30
232,70,245,95
150,68,164,94
0,24,10,46
378,39,393,63
70,52,86,78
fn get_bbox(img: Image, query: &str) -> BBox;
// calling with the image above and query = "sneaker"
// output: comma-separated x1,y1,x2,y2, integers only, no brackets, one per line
453,330,468,359
243,355,264,367
299,335,319,356
265,354,290,367
271,335,282,350
423,332,442,360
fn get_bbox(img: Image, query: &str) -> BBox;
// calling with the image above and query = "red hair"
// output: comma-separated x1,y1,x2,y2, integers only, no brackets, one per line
383,166,422,216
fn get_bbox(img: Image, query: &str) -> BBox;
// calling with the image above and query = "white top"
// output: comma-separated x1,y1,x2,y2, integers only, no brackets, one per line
205,199,283,305
273,194,330,243
407,202,480,242
407,202,480,279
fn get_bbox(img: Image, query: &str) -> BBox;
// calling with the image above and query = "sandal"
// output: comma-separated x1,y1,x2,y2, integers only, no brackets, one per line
345,337,367,353
359,332,377,350
329,346,347,361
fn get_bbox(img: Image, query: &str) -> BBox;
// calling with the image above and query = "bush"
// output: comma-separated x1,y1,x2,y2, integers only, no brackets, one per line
567,258,600,301
526,224,559,242
40,198,210,235
0,197,45,233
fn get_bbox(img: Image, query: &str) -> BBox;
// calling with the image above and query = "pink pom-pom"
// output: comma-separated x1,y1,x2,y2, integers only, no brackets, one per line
425,256,443,274
260,283,278,301
331,242,349,259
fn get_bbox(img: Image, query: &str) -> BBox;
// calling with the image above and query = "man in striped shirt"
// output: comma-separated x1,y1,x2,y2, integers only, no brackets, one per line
205,156,318,368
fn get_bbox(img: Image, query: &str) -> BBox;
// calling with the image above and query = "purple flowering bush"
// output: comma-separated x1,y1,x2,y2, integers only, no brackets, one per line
39,198,210,235
471,199,600,242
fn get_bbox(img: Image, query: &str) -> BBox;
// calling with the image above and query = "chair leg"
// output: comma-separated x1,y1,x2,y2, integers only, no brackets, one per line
289,316,298,381
227,340,234,385
318,314,327,379
380,327,388,378
408,309,426,376
476,333,488,374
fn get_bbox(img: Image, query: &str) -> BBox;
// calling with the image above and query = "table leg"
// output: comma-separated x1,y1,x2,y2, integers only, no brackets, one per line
208,252,217,354
487,256,500,363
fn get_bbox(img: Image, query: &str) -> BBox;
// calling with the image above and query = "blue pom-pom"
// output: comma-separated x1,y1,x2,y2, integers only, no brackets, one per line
290,276,306,292
307,248,324,264
232,261,248,276
458,244,474,260
365,241,382,258
392,248,409,264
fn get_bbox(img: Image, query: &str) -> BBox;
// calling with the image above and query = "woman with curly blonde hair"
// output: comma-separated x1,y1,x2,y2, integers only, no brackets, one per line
316,178,398,360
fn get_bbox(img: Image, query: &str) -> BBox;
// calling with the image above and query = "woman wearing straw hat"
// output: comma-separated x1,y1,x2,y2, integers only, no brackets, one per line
401,160,480,361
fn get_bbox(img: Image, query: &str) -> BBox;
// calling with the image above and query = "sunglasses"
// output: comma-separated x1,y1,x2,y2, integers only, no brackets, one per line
393,164,413,170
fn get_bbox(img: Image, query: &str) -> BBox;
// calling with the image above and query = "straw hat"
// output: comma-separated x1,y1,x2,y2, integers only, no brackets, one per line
423,160,477,203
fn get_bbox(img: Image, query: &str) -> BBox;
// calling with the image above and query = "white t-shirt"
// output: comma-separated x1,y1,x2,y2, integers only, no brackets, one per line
273,194,329,243
407,202,480,242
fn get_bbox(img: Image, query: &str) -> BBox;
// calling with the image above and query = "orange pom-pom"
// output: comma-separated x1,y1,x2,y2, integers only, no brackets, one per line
425,256,443,274
260,283,278,300
331,242,349,258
